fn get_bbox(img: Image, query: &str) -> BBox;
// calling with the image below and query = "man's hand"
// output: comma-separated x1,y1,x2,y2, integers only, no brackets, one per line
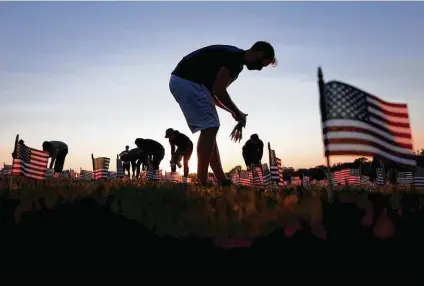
233,112,247,127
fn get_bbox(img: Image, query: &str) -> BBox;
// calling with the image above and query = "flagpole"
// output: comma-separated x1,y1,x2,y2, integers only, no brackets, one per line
318,67,334,202
9,134,19,192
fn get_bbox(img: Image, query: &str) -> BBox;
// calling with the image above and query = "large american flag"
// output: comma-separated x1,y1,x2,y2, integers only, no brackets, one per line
239,170,251,187
93,157,110,180
397,171,413,185
269,149,284,187
79,169,93,181
321,80,416,166
414,167,424,187
12,143,49,180
1,164,12,175
333,168,360,185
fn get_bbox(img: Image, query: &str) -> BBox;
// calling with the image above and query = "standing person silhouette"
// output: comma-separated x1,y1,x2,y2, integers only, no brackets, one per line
165,128,193,183
119,145,130,177
169,41,276,185
134,138,165,171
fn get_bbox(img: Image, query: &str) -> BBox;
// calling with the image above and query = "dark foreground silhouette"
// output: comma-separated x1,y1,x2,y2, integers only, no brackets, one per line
3,194,424,261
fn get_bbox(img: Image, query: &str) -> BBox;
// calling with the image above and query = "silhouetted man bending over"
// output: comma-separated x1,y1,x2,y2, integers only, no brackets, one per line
42,141,69,176
242,134,264,170
169,41,276,185
127,148,148,179
134,138,165,171
165,128,193,183
119,145,130,176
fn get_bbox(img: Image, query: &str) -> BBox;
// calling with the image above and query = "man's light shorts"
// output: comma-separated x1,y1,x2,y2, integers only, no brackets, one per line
169,75,220,134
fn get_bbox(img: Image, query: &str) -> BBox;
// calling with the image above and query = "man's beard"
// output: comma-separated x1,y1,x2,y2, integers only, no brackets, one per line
246,61,263,71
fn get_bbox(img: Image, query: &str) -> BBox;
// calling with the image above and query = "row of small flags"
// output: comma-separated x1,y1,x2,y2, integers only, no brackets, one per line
3,141,184,182
230,144,284,188
327,166,424,188
4,141,423,190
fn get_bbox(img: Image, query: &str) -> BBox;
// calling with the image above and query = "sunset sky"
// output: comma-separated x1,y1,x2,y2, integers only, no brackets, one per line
1,2,423,173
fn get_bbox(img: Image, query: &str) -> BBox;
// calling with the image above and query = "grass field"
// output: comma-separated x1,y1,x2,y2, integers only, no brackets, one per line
2,177,424,254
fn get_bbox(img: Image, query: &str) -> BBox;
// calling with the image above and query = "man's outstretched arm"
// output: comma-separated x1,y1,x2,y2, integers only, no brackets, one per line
212,67,243,118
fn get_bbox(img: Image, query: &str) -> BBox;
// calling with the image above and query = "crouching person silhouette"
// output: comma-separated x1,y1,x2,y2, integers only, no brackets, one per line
128,147,148,179
242,134,263,170
42,141,69,178
165,128,193,183
134,138,165,171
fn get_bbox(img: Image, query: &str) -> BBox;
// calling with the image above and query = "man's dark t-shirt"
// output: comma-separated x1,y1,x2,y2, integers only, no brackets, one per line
169,131,193,155
172,45,245,91
137,139,165,156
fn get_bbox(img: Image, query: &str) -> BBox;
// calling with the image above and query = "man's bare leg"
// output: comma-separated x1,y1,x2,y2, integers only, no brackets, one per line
209,140,227,183
197,127,219,184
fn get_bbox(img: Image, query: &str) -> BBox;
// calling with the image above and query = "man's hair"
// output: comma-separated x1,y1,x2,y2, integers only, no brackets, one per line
250,41,276,65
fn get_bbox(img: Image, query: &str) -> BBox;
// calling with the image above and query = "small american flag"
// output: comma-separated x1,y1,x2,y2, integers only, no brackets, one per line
93,157,110,180
333,168,360,185
375,167,385,186
360,175,371,188
12,143,49,180
231,171,240,185
269,149,284,187
79,169,93,181
302,175,310,188
46,168,55,178
326,172,337,186
61,170,70,178
413,167,424,187
397,171,413,185
239,170,251,187
146,168,162,181
261,163,271,186
207,172,217,185
116,157,125,178
1,164,12,175
108,171,117,179
165,171,181,182
291,176,301,186
252,166,263,186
